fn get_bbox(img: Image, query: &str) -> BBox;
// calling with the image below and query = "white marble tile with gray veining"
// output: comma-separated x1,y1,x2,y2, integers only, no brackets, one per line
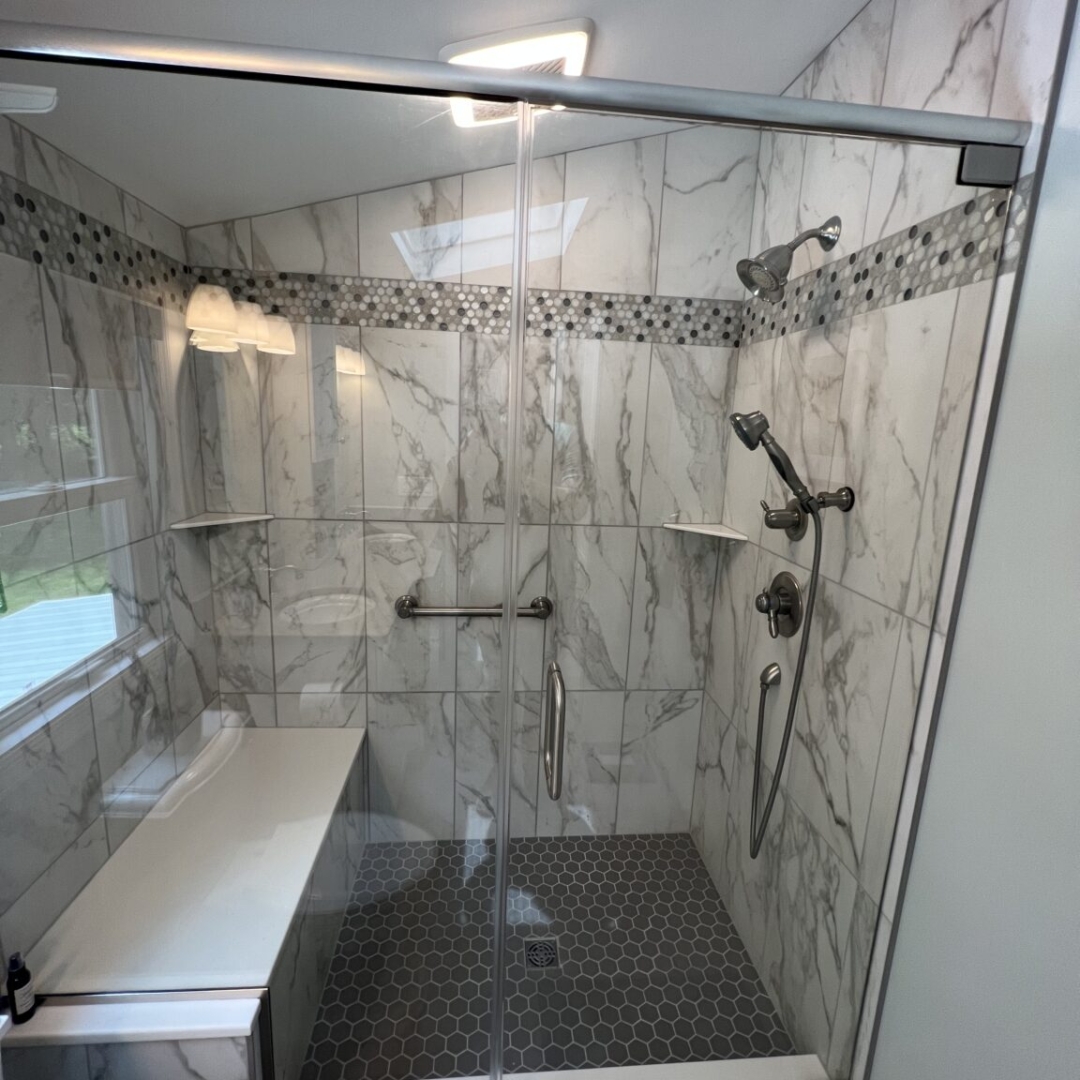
456,522,548,693
561,136,664,294
0,688,102,914
219,692,277,728
705,539,760,723
0,504,73,590
368,692,455,842
121,192,185,262
906,281,989,627
103,738,177,853
617,690,703,833
828,887,880,1079
0,385,64,497
275,692,365,728
748,129,805,262
627,527,716,690
359,177,463,282
535,690,623,837
461,156,565,288
860,617,929,903
195,345,266,514
157,530,217,728
656,126,759,299
252,196,359,276
788,577,903,877
361,327,460,521
172,698,224,773
638,343,737,526
269,519,365,694
209,521,274,693
552,339,650,526
0,251,49,387
263,325,365,519
454,691,540,840
808,0,894,108
184,218,253,270
825,291,958,612
761,319,849,568
364,521,456,692
458,334,555,524
763,796,858,1066
86,1038,253,1080
547,525,636,692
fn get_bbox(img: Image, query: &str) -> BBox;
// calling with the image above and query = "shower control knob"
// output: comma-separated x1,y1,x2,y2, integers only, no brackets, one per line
754,572,804,639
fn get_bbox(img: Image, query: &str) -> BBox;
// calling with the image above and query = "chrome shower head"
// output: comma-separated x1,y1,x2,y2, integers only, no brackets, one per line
737,216,842,303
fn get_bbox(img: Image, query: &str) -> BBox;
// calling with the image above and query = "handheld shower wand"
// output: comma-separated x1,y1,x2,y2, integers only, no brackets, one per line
728,410,853,858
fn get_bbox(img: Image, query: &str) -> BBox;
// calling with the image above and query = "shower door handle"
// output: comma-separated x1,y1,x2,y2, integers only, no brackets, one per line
543,660,566,801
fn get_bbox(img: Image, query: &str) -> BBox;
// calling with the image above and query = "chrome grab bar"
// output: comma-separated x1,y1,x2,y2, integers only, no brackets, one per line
543,660,566,801
394,595,553,620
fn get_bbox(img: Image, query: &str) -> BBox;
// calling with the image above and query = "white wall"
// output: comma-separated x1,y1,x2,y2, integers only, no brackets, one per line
870,9,1080,1079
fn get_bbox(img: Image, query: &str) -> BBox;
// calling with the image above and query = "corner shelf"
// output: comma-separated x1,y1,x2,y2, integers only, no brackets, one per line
170,512,274,531
662,522,748,542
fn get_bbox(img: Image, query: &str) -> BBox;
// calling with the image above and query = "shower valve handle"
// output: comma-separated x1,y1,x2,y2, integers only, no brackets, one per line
755,572,804,640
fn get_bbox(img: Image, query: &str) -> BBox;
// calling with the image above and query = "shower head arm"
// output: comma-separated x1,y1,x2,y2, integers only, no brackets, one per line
759,431,817,511
786,215,842,254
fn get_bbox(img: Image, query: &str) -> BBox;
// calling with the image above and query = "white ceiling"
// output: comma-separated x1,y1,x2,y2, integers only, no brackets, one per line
0,0,867,226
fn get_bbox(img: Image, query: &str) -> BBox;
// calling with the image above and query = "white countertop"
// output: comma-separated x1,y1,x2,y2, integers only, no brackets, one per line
28,727,364,995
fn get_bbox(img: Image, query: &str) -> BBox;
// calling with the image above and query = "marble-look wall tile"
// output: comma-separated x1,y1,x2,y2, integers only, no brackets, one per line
763,796,858,1066
120,192,185,263
263,325,365,520
788,578,903,878
638,343,737,526
0,504,73,592
77,535,164,643
552,339,650,526
656,126,759,300
220,692,277,728
761,320,849,569
535,690,623,837
86,1037,253,1080
827,887,879,1080
547,525,636,692
173,698,223,773
195,345,266,514
0,817,107,957
627,527,717,690
359,177,463,282
209,521,274,693
0,251,49,386
906,280,990,627
103,739,177,853
2,1045,90,1080
185,218,253,270
0,689,102,914
275,692,365,728
361,327,460,520
252,196,360,276
561,136,664,294
157,530,217,728
269,519,366,694
617,690,703,833
825,290,958,612
364,521,456,692
722,337,777,544
462,156,565,288
134,302,204,530
454,691,540,840
807,0,894,108
457,522,548,693
459,335,555,524
0,385,65,497
368,692,455,842
705,539,759,723
860,617,929,904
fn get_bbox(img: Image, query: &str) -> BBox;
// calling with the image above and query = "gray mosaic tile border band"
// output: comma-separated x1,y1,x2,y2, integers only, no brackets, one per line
0,168,1032,347
0,171,189,311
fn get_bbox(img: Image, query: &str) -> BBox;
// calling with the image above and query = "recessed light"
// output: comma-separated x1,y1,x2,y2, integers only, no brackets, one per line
439,19,593,128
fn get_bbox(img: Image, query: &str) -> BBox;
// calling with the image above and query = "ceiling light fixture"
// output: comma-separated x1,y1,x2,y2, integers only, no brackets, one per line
439,19,593,129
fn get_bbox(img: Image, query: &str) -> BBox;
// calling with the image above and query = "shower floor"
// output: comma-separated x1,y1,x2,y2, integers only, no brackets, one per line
300,834,792,1080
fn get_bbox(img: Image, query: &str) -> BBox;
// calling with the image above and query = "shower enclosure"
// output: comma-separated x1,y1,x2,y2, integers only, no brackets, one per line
0,18,1033,1080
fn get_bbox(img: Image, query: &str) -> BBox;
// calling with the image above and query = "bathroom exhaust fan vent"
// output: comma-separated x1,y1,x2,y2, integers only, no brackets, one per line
439,19,593,128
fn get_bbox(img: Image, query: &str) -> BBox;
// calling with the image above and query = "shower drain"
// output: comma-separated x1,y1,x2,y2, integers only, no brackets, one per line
524,937,561,971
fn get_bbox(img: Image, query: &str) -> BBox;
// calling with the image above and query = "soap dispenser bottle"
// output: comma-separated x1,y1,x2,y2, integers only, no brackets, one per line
6,953,36,1024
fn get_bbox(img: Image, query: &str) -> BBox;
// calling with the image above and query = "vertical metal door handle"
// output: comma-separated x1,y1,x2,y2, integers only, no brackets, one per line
543,660,566,801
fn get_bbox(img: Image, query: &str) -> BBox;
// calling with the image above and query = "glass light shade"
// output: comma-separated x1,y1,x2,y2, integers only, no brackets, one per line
185,284,239,335
234,302,270,345
191,330,240,353
260,316,296,355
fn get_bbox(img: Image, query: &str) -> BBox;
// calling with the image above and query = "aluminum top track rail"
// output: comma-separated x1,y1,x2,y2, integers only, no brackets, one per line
0,18,1030,149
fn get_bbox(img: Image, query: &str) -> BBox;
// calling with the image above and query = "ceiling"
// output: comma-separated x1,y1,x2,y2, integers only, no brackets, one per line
0,0,867,226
